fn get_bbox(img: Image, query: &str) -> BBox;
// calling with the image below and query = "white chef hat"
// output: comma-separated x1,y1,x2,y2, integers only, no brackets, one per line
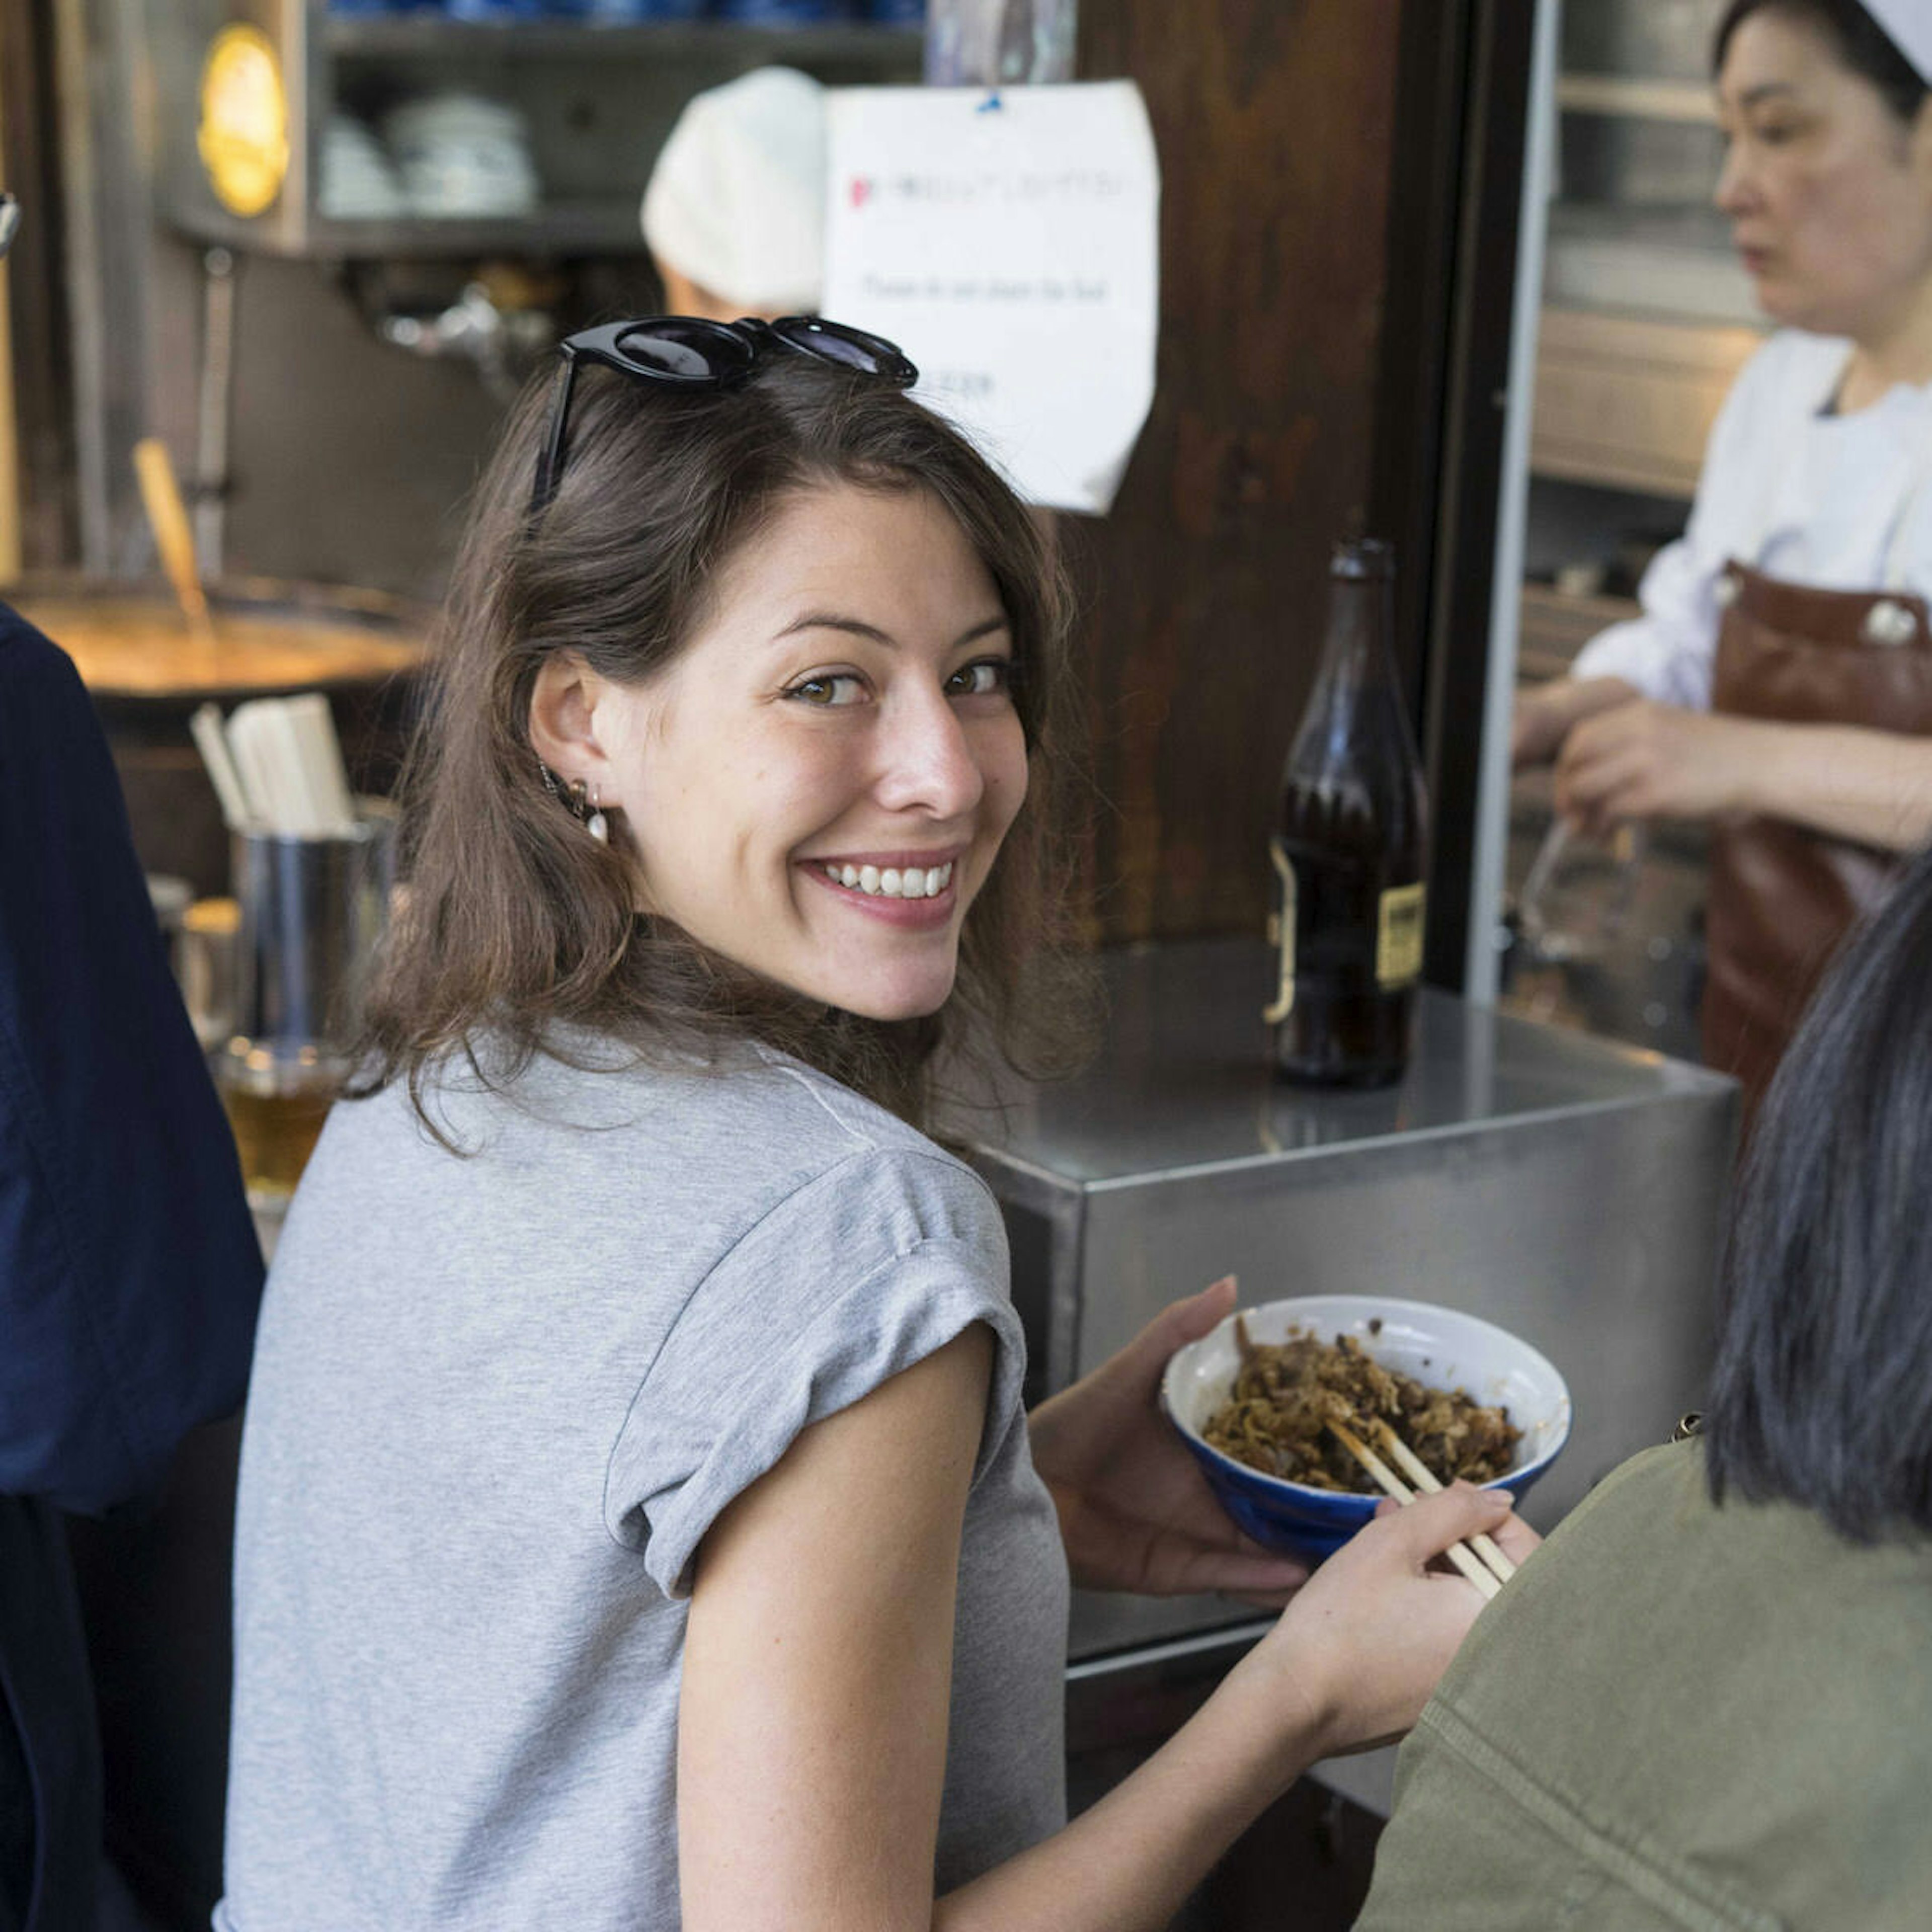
1864,0,1932,83
640,66,827,315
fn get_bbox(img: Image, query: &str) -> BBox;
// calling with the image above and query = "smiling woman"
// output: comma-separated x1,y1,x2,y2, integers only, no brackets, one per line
216,315,1533,1932
356,321,1079,1124
528,484,1029,1026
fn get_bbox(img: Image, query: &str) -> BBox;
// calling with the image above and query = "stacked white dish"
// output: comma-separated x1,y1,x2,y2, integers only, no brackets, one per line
382,93,540,219
317,114,407,221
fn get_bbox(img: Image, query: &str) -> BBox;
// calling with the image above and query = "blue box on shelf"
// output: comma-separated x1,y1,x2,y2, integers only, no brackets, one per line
546,0,707,16
711,0,855,23
441,0,548,19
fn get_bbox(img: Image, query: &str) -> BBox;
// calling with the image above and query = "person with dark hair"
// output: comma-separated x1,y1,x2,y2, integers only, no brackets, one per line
0,195,264,1932
215,317,1535,1932
1355,837,1932,1929
1513,0,1932,1123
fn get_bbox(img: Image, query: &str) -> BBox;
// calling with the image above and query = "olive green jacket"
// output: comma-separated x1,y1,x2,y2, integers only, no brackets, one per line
1356,1439,1932,1931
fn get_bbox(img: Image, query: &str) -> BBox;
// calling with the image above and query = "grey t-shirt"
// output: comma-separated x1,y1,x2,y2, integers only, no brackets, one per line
216,1042,1069,1931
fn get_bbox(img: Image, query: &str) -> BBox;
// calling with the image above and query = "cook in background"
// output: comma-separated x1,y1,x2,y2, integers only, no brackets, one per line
1513,0,1932,1120
1355,833,1932,1931
639,65,826,323
0,191,264,1932
216,315,1536,1932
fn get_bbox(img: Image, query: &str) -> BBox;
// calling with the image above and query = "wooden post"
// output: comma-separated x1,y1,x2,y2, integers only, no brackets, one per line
0,111,17,586
1066,0,1411,944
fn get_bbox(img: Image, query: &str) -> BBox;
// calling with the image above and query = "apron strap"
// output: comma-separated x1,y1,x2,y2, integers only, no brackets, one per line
1880,417,1932,591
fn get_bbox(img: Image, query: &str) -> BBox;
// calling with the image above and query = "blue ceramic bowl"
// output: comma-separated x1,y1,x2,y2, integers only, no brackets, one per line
1162,1295,1572,1566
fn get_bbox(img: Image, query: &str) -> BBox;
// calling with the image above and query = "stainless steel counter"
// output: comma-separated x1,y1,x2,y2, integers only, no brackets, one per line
955,937,1738,1814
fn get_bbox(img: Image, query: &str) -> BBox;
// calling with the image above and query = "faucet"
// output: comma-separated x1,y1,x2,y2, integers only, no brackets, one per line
378,280,553,404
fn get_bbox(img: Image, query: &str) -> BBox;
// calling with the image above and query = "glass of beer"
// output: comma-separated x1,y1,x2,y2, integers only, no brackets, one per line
218,1047,341,1214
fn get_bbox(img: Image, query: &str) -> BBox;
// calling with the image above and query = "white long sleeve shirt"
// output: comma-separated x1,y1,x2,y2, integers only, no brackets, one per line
1571,329,1932,712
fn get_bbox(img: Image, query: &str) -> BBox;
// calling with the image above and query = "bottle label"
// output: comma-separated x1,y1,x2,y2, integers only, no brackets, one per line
1376,882,1426,988
1262,836,1296,1023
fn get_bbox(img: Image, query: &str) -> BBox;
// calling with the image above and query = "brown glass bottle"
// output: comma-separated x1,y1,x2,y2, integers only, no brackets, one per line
1266,538,1428,1086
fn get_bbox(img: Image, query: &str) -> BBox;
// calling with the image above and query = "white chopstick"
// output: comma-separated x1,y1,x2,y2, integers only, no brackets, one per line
224,703,283,833
190,701,253,830
1325,1419,1502,1600
1370,1419,1519,1584
218,695,358,837
258,698,336,836
281,692,358,835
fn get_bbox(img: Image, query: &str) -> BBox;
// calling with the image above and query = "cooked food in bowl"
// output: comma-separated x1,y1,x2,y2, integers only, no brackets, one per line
1162,1294,1572,1564
1202,1318,1521,1493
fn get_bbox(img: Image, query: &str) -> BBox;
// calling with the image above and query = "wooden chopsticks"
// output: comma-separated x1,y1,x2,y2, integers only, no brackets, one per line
1368,1418,1519,1585
1325,1417,1517,1598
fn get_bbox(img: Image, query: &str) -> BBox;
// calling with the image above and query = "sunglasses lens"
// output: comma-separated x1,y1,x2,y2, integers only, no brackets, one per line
794,330,872,372
772,317,917,386
612,320,754,382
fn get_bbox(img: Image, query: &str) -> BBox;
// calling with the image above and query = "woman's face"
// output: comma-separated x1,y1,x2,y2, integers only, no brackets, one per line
1714,12,1932,342
588,483,1028,1021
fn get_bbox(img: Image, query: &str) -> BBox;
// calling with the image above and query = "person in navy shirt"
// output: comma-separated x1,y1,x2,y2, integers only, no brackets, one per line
0,510,263,1919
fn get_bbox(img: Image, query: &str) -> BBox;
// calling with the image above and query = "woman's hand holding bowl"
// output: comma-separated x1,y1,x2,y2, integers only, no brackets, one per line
1027,1276,1309,1604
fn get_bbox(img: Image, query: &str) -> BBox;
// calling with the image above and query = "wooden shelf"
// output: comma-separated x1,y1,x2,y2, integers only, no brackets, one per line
1555,73,1716,125
1518,582,1640,683
1530,306,1761,498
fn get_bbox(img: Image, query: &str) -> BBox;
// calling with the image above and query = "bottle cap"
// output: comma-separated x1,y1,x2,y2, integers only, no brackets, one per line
1331,537,1395,580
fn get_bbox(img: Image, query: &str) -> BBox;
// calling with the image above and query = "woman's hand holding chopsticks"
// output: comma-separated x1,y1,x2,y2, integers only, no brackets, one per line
1235,1481,1541,1761
1326,1419,1522,1598
1369,1417,1519,1585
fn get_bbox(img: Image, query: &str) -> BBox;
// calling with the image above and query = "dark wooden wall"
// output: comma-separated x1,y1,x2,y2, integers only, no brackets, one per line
0,0,82,569
1070,0,1408,945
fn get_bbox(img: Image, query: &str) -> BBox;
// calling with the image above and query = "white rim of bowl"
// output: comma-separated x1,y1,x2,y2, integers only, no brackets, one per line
1162,1295,1573,1503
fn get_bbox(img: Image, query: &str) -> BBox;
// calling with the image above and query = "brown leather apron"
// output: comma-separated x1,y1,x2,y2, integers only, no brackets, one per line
1702,560,1932,1124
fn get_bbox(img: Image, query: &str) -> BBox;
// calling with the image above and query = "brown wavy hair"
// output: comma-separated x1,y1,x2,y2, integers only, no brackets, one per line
353,340,1086,1134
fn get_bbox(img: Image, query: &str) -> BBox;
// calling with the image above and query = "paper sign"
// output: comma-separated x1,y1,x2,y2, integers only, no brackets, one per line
823,82,1160,515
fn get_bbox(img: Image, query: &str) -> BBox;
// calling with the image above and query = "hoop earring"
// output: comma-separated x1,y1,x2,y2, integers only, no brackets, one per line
587,784,609,845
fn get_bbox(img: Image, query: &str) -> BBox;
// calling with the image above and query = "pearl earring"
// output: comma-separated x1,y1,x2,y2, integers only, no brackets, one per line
587,785,609,845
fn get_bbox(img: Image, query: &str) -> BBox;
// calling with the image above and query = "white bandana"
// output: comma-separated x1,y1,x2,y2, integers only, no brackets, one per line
639,67,826,314
1864,0,1932,85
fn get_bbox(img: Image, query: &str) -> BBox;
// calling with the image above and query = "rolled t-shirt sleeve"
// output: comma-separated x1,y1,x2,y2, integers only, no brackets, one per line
606,1145,1025,1599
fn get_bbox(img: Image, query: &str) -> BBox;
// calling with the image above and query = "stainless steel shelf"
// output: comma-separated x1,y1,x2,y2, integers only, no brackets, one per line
167,195,651,259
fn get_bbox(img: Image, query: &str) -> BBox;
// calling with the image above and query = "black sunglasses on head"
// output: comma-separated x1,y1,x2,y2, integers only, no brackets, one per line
529,313,919,518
